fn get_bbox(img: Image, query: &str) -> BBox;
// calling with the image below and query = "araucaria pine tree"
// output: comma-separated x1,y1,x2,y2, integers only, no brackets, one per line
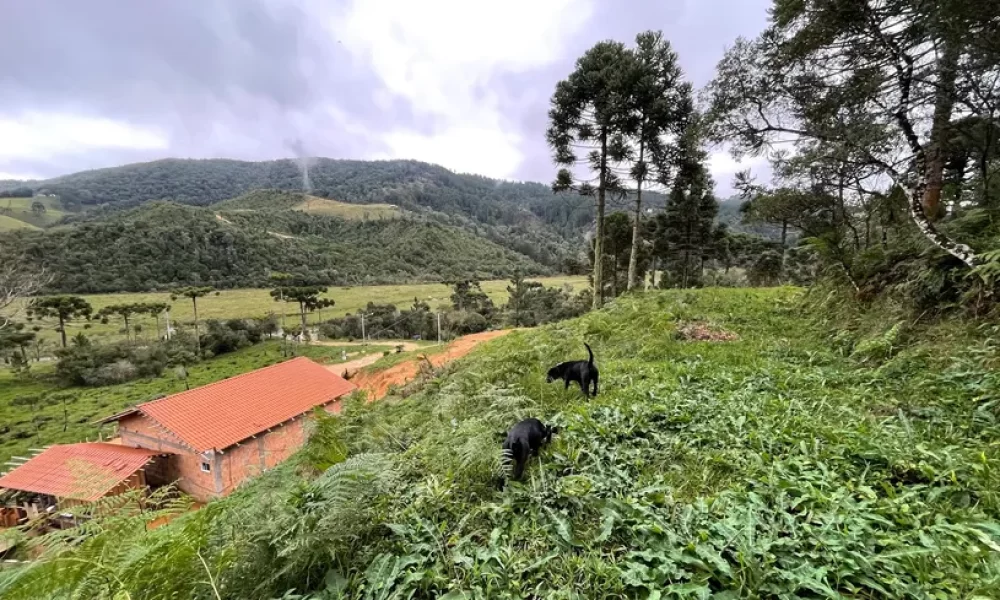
620,31,693,291
547,41,632,309
655,134,719,288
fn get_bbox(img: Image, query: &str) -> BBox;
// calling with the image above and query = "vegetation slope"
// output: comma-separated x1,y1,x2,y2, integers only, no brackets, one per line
3,288,998,598
3,202,549,293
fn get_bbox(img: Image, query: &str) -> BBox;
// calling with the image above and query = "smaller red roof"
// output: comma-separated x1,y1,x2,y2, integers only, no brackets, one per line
0,443,161,502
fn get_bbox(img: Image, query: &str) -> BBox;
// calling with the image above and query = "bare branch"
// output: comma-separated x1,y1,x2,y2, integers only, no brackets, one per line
0,244,50,329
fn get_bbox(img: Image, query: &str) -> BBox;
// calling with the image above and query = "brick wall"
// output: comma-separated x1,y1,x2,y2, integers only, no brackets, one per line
119,414,217,502
218,417,309,496
118,413,315,502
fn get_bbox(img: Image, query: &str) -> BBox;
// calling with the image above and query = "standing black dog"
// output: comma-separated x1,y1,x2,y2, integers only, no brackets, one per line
501,418,556,482
546,342,599,397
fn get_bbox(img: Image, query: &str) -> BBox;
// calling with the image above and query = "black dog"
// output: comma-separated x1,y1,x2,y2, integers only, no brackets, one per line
546,342,599,397
501,418,556,482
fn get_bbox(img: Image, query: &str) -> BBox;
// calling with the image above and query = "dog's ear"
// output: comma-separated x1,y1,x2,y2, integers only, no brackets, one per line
547,425,559,436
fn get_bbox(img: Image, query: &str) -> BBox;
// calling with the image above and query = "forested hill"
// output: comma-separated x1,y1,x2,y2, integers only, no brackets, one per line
31,158,597,238
5,201,549,293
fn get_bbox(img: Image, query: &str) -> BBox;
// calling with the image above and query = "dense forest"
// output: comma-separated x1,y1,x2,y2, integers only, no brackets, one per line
29,158,606,236
3,202,549,292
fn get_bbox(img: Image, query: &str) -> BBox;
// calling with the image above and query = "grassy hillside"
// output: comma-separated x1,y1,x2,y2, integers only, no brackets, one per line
3,288,999,598
295,195,401,220
0,196,69,228
0,214,39,231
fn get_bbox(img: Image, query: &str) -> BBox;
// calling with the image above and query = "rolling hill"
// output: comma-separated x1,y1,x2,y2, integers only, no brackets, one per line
3,201,550,293
0,158,781,294
30,158,589,233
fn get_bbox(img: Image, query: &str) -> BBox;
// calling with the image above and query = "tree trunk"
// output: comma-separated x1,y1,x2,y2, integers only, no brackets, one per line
192,298,201,357
923,41,960,221
593,131,608,309
890,47,977,268
58,314,67,348
627,140,645,291
650,257,657,289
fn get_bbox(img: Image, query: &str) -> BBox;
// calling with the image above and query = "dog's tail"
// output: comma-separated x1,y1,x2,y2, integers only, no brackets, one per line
584,342,594,366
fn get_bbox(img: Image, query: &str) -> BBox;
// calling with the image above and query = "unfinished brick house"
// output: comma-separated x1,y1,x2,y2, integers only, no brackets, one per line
96,357,357,502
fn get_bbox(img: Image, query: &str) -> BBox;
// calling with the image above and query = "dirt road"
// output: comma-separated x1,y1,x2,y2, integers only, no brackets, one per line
311,340,424,352
347,330,512,401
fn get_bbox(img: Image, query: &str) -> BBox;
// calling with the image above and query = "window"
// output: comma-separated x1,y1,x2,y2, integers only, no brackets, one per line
200,462,211,473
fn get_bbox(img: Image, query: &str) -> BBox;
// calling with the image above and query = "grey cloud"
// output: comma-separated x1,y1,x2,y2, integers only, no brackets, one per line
0,0,771,195
0,0,424,176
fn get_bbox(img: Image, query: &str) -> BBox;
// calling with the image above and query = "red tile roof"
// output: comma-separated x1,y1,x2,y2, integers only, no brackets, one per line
0,443,161,502
110,357,356,453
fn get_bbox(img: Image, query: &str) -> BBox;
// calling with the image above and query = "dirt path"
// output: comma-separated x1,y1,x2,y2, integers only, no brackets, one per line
311,339,424,352
348,330,512,401
326,351,392,377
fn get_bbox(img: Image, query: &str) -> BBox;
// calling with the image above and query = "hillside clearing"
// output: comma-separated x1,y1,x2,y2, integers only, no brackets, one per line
294,195,402,220
0,196,68,228
4,288,999,598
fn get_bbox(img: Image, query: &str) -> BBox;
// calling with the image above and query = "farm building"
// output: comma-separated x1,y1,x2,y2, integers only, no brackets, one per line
0,442,167,529
1,358,357,517
97,357,357,502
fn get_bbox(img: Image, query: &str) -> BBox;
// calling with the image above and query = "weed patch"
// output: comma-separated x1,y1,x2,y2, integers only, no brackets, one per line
675,320,740,342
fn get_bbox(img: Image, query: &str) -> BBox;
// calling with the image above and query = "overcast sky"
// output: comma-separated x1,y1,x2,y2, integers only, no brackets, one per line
0,0,771,195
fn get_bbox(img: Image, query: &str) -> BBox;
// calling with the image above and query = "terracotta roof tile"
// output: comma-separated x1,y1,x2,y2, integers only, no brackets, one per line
128,357,356,453
0,443,161,502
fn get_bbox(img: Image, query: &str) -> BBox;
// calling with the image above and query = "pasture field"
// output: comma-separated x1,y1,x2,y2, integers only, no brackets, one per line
0,196,67,228
0,214,39,231
24,276,589,346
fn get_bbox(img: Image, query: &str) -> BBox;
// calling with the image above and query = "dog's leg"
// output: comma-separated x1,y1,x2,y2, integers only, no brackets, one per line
579,374,589,396
591,371,599,396
564,378,570,390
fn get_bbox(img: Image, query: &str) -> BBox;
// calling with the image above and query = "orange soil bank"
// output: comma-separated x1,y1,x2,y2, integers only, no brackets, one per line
349,330,511,401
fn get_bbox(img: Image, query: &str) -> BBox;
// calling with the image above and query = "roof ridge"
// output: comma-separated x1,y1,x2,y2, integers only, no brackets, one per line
137,356,313,410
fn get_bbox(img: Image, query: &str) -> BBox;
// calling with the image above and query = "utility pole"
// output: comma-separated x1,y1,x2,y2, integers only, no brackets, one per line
361,313,366,345
437,312,441,345
164,309,172,340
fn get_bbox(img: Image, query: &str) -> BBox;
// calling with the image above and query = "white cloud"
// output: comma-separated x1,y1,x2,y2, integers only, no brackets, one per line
329,0,594,179
0,171,41,181
0,113,168,161
708,151,769,196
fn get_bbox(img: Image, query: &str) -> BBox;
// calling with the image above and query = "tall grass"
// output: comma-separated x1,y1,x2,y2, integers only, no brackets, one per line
2,288,999,599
